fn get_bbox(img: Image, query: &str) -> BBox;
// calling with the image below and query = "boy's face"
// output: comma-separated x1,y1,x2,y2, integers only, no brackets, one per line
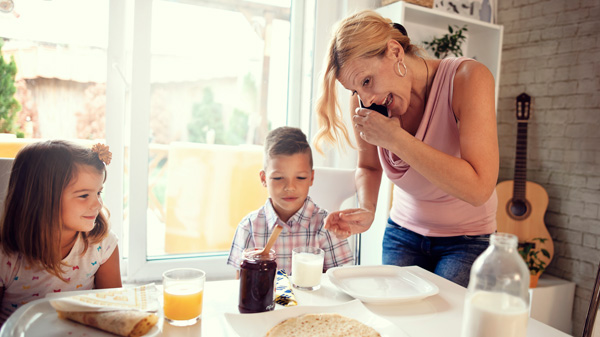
260,152,314,223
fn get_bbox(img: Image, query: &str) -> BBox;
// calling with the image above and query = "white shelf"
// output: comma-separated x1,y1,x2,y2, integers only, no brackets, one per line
377,2,504,107
529,274,575,334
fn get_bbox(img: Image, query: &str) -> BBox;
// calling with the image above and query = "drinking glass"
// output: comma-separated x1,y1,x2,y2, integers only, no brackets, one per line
163,268,205,326
291,247,324,290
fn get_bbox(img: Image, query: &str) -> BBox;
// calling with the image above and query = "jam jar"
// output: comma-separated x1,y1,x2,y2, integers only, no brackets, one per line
238,247,277,313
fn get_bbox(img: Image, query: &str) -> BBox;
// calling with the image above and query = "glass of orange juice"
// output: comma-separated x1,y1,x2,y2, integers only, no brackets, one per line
163,268,205,326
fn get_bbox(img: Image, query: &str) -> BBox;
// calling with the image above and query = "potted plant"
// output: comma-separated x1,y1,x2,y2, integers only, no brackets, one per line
518,237,551,288
423,25,468,59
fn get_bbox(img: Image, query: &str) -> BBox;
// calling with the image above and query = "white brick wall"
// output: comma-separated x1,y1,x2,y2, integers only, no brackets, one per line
497,0,600,334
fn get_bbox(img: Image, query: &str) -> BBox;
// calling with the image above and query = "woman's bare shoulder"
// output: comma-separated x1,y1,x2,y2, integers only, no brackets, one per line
454,59,494,87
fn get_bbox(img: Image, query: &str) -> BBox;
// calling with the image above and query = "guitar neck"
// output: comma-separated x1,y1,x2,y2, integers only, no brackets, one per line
513,121,528,200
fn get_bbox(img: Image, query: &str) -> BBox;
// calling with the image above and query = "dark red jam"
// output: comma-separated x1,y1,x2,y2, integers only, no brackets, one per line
238,248,277,313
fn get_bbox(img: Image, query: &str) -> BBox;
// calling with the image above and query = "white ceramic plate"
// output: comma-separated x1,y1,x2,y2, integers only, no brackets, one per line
224,299,409,337
326,265,439,304
0,297,162,337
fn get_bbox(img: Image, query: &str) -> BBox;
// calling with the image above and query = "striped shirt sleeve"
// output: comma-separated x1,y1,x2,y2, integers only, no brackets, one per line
316,210,354,270
227,216,253,270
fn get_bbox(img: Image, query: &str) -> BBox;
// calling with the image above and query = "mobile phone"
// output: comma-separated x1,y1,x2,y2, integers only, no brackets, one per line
358,98,388,117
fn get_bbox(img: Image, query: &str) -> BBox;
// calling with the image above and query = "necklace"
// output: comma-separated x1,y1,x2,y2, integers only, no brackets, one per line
401,58,429,128
421,56,429,105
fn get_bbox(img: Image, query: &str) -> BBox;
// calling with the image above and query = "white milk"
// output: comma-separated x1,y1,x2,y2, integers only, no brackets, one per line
461,291,528,337
291,252,324,288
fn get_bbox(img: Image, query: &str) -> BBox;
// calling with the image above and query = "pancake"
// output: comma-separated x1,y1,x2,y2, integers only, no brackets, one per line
57,310,158,337
265,313,381,337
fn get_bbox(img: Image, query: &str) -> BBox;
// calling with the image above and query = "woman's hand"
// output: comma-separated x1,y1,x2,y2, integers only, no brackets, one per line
324,208,375,240
352,108,402,149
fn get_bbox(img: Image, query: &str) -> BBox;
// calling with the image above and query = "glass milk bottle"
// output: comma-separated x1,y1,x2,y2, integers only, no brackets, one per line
461,233,530,337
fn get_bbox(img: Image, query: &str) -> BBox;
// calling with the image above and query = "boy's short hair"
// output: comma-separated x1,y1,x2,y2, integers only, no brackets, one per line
264,127,313,168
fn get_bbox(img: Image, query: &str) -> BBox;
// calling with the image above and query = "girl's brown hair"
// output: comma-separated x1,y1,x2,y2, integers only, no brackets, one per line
0,140,110,281
313,10,418,153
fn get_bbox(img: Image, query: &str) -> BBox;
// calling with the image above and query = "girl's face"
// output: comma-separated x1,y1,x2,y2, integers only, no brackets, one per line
60,165,105,239
260,153,314,223
337,42,411,116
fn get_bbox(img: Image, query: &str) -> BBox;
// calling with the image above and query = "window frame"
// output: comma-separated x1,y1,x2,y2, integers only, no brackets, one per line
106,0,315,283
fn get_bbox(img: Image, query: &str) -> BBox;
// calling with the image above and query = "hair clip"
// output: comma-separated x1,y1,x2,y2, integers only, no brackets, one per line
392,22,408,36
91,143,112,166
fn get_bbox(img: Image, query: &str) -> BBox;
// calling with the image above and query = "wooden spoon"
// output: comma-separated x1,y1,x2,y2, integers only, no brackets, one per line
260,225,283,256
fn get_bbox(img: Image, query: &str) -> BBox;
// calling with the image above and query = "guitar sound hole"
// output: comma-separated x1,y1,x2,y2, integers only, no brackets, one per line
510,199,528,217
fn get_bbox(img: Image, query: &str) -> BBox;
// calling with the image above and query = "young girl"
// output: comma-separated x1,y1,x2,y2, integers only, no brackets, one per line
0,140,122,325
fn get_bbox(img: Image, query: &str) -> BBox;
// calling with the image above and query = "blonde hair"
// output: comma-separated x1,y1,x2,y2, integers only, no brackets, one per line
313,10,418,153
0,140,110,281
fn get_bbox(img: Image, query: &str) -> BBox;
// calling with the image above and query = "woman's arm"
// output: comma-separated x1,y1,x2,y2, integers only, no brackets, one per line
324,96,383,239
353,95,384,217
355,61,498,206
94,245,123,289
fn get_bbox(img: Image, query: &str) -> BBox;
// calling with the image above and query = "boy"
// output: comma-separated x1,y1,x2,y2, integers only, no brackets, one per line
227,127,353,275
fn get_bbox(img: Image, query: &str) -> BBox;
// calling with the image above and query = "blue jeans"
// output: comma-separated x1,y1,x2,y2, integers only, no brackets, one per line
382,219,491,288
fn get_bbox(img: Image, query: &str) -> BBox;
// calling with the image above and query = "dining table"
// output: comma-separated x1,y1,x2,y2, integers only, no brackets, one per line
171,265,569,337
1,265,571,337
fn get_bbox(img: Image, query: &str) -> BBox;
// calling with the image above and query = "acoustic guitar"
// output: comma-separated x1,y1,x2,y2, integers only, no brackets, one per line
496,93,554,280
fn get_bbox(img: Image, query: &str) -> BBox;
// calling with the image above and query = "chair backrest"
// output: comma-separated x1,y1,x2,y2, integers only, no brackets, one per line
310,167,356,212
0,157,14,217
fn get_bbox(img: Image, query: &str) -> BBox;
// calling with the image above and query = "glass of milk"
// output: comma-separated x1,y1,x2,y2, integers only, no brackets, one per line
291,247,324,290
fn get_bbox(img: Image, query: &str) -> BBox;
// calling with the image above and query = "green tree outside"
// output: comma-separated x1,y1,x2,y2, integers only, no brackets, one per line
226,108,249,145
0,40,22,136
188,87,225,144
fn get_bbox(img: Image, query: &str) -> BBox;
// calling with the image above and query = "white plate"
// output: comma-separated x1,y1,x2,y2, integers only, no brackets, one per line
326,265,439,304
0,297,162,337
224,299,409,337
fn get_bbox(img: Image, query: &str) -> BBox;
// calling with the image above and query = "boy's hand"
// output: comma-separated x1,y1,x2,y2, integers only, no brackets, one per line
324,209,374,240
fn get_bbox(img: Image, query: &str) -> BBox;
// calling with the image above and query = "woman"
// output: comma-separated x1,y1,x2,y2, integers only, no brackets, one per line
313,10,498,287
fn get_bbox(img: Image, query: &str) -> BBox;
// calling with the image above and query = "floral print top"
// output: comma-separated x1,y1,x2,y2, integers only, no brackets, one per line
0,231,117,325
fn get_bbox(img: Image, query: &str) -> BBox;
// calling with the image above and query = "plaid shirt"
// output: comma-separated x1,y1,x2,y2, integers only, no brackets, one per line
227,196,354,274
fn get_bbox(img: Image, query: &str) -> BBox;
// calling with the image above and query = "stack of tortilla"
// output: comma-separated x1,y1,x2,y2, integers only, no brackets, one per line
49,284,159,337
265,313,381,337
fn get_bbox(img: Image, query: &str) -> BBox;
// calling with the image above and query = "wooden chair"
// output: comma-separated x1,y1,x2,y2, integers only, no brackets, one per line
582,261,600,337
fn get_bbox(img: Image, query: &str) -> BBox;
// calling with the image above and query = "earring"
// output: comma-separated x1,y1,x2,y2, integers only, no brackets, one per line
397,61,407,77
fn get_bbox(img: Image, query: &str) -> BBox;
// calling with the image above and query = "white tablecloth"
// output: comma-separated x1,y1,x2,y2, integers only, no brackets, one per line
0,266,570,337
171,265,571,337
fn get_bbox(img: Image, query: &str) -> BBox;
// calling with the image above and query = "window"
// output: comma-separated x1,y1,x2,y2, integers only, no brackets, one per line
0,0,109,141
120,0,315,282
1,0,316,282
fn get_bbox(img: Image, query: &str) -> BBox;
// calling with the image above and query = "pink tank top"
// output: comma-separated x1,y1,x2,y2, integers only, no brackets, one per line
378,57,497,237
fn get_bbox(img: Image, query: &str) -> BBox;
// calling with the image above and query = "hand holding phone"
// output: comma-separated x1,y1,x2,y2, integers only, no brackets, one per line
358,96,388,117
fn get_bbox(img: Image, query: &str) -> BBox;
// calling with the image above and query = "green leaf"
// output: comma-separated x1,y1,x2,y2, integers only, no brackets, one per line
541,249,550,258
424,25,468,59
